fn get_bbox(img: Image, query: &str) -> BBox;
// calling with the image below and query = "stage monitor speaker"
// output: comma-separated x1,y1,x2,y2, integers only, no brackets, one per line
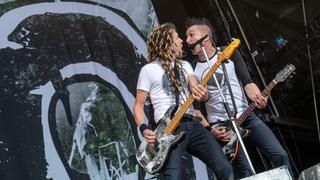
298,163,320,180
240,166,292,180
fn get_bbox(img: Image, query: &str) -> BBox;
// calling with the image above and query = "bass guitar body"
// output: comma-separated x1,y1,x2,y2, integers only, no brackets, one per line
136,105,185,175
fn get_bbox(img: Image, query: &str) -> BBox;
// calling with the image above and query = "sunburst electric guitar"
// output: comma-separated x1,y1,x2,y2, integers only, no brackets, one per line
136,39,241,175
213,64,296,161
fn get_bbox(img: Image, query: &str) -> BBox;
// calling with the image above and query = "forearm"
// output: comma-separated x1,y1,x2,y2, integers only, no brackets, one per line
244,83,261,101
195,109,213,133
134,91,156,142
195,110,210,127
133,90,148,126
188,75,209,102
134,99,153,136
188,74,198,91
133,102,145,126
244,83,268,109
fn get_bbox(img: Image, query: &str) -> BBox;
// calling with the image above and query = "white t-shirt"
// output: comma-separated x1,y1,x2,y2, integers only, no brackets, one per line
137,60,195,123
194,54,248,123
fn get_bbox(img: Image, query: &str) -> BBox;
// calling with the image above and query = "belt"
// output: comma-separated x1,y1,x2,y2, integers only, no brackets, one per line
183,114,198,122
209,120,230,127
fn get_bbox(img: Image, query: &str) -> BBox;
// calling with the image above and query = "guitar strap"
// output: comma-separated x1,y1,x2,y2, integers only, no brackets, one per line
146,63,180,129
171,62,180,118
219,46,238,118
221,62,238,118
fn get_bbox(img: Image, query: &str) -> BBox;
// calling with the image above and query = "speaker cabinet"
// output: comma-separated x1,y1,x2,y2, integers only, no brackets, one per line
240,166,292,180
298,163,320,180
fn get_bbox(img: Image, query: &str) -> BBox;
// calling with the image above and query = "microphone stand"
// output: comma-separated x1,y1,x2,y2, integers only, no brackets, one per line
200,43,256,175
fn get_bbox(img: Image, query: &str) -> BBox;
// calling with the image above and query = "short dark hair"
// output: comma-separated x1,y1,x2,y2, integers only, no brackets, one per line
185,17,217,43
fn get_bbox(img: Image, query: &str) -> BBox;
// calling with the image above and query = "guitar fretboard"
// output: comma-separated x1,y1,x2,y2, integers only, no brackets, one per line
164,59,224,134
164,39,240,134
236,80,277,126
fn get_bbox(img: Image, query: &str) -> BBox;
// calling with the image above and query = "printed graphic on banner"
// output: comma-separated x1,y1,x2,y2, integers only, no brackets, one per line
0,1,209,180
0,1,150,179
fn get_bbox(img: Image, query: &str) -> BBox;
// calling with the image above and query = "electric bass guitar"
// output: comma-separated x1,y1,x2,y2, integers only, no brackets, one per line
136,39,241,175
213,64,296,161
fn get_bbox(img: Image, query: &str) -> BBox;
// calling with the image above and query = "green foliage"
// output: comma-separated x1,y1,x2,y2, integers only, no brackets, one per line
58,82,137,175
83,83,137,174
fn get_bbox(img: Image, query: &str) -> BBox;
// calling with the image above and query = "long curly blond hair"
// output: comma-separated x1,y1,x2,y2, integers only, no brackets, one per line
147,23,183,91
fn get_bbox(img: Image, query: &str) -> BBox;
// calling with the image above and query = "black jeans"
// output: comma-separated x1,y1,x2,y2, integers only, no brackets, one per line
160,116,234,180
233,113,293,178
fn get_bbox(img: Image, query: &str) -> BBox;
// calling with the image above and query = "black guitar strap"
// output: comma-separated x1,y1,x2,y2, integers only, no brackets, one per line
221,62,238,118
171,62,180,117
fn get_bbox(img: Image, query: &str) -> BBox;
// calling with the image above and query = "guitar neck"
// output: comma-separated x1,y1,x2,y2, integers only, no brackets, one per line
200,52,226,86
236,80,277,126
164,56,224,134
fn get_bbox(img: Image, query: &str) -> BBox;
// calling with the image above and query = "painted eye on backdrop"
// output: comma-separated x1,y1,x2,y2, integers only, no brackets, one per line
0,1,148,180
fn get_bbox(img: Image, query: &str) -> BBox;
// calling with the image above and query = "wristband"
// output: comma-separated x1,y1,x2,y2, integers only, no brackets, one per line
205,125,212,132
139,123,149,135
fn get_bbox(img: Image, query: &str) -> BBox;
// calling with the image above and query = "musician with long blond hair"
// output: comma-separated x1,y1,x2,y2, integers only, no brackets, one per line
133,23,234,180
